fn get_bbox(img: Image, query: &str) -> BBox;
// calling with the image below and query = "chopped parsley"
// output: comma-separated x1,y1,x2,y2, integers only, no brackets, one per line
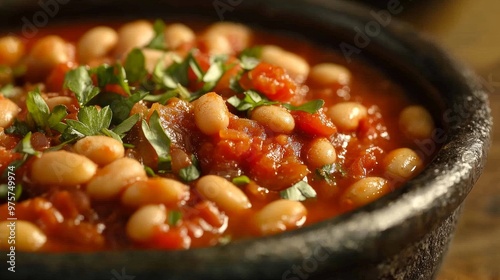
2,132,39,179
280,180,317,201
124,48,147,83
315,163,347,185
179,164,200,182
62,106,112,140
227,90,278,111
141,111,172,171
228,90,325,114
167,210,183,226
282,100,325,114
232,175,251,186
146,19,167,50
64,66,100,106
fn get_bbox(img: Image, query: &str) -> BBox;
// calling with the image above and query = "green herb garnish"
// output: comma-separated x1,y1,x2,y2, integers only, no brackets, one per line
146,19,167,50
283,100,325,114
167,210,183,226
141,111,171,170
315,163,347,185
124,48,147,83
227,90,278,111
65,66,100,106
179,164,200,182
280,181,317,201
232,175,251,186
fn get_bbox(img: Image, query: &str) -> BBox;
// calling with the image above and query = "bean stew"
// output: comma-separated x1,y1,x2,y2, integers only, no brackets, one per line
0,20,437,251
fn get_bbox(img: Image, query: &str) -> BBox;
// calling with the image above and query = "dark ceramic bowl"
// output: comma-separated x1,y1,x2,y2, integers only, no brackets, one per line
0,0,492,279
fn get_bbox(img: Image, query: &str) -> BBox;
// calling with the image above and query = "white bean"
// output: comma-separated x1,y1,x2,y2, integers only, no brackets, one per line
31,151,98,187
86,157,147,200
77,26,118,64
196,175,252,213
26,36,73,80
115,20,154,57
126,204,166,242
45,96,74,112
0,36,25,66
327,102,367,131
0,221,47,251
203,22,252,54
73,135,125,166
383,148,423,181
193,92,230,135
0,97,20,128
164,23,195,49
251,105,295,134
253,199,307,235
310,63,351,86
306,138,337,168
261,45,310,79
122,177,190,208
341,177,390,209
399,105,435,140
202,33,233,55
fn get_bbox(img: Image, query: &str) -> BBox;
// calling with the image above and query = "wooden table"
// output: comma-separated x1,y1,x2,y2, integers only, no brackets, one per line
396,0,500,279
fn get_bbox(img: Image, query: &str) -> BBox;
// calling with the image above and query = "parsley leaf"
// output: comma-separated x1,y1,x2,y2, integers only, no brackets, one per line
143,89,179,104
2,133,38,179
232,175,250,185
5,120,30,136
109,91,148,124
94,64,131,95
237,46,262,72
239,46,263,60
200,55,226,92
124,48,147,83
112,114,140,137
141,111,171,170
283,99,325,114
65,66,100,106
280,181,317,201
240,56,260,71
26,88,50,129
315,163,347,185
24,89,68,134
154,53,191,89
167,210,183,226
61,106,113,141
146,19,167,50
179,164,200,182
47,105,68,133
144,165,157,177
15,132,39,156
227,90,278,111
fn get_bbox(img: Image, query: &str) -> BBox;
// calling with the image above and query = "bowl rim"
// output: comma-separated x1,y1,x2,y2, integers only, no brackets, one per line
1,0,492,279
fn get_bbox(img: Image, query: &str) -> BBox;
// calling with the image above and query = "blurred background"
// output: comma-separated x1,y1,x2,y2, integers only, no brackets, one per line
358,0,500,279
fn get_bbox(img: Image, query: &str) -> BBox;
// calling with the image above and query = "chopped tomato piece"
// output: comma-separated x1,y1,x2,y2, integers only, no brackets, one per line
150,226,190,250
293,109,337,137
240,62,298,102
347,147,383,179
46,62,73,92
